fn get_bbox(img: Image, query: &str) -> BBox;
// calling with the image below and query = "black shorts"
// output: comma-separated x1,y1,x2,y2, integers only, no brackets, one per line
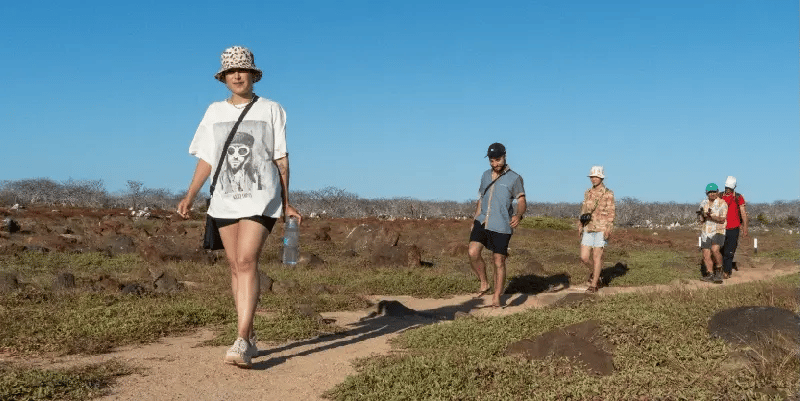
469,220,511,256
213,215,277,232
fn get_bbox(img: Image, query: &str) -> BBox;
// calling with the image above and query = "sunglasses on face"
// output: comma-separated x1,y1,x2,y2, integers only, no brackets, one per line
227,146,251,156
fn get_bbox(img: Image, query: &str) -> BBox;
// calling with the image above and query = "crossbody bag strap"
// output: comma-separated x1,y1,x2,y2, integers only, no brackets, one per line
588,188,607,214
208,96,259,196
482,169,509,198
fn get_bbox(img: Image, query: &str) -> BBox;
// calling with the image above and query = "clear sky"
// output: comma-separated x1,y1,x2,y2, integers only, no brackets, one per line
1,0,798,204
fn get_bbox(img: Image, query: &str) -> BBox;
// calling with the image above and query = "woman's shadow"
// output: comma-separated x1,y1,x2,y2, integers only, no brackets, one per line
250,297,485,370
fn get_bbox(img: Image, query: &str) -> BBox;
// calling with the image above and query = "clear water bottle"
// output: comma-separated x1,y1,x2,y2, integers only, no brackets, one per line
282,216,299,265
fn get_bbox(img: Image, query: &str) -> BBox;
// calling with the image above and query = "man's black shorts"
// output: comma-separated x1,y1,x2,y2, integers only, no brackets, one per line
469,220,511,256
214,215,277,233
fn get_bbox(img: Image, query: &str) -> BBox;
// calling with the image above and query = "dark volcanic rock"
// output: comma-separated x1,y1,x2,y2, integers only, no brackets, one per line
442,241,468,257
140,235,209,264
522,260,547,276
550,292,595,308
153,271,182,293
272,279,301,294
2,218,21,233
298,251,325,267
506,319,615,376
52,272,76,291
370,244,421,267
103,235,137,257
708,306,800,346
311,283,334,295
313,225,331,241
360,300,435,320
345,224,399,253
121,283,147,296
0,272,20,293
294,304,324,323
92,274,123,292
259,272,274,293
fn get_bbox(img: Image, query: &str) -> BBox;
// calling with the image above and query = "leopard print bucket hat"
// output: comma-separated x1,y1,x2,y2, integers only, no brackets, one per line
214,46,263,83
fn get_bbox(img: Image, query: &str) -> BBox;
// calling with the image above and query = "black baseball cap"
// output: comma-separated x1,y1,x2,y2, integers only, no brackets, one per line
486,142,506,158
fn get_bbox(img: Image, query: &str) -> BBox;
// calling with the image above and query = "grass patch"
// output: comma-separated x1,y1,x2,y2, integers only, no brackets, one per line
519,216,574,230
205,307,347,347
0,245,793,358
609,249,698,286
0,251,353,355
0,290,233,355
0,359,135,400
326,278,800,400
761,248,801,261
773,273,800,286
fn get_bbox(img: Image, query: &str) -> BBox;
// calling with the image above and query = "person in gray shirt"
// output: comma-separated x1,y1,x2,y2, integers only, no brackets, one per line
468,142,526,308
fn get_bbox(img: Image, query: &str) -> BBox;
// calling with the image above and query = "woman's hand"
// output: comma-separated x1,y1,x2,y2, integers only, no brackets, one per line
177,196,194,219
284,204,302,224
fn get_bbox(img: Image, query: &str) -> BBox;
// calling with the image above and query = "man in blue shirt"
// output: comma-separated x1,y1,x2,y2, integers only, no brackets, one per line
468,142,526,308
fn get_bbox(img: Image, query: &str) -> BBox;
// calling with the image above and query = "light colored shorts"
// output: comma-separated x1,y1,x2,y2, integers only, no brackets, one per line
581,231,607,248
700,234,725,249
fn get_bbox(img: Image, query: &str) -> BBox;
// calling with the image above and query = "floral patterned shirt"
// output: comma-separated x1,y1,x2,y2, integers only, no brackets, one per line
580,185,615,233
699,198,728,238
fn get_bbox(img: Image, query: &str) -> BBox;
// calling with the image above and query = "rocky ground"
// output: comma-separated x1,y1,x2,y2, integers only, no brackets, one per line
0,206,798,400
2,259,795,401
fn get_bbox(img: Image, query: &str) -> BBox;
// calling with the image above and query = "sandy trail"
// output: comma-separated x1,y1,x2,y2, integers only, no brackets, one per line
4,262,797,401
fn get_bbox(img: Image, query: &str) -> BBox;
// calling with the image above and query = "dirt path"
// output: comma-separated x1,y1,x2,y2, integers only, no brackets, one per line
9,262,799,401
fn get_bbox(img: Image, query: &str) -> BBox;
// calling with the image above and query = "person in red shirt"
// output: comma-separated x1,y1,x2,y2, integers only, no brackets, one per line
720,176,749,279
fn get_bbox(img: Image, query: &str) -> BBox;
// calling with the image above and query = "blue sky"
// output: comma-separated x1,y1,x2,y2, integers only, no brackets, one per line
1,0,798,204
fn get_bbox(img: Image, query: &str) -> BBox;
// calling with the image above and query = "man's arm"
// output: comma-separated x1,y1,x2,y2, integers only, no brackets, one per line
708,203,727,224
273,156,301,222
740,202,749,237
601,191,616,239
510,194,526,228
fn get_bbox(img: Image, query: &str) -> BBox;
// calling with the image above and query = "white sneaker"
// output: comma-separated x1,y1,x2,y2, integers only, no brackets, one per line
246,332,259,358
224,337,252,368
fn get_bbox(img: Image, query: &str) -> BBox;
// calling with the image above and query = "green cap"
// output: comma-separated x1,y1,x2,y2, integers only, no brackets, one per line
705,183,718,193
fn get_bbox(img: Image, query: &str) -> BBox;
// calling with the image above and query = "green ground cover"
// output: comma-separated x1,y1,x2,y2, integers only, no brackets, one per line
0,226,797,400
326,275,800,401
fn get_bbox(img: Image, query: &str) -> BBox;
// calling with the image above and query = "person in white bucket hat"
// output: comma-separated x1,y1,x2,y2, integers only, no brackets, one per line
577,166,615,293
720,176,748,279
177,46,301,368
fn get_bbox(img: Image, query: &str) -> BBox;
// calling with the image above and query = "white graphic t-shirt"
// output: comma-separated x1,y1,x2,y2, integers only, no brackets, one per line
189,97,287,219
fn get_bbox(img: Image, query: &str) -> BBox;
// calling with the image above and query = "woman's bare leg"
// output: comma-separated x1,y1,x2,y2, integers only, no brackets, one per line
219,219,270,339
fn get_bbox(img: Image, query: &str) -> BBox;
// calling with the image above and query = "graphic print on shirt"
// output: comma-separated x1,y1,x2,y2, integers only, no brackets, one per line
214,120,273,198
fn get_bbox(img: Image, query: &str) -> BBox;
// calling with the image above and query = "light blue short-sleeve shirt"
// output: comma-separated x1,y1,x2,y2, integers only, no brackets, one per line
476,167,525,234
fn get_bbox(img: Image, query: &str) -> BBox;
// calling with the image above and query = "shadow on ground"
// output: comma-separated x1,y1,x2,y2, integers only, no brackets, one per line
505,273,571,294
599,262,629,286
251,297,485,370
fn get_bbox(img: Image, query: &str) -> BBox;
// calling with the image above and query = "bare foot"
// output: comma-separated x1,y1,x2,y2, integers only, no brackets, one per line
491,297,504,308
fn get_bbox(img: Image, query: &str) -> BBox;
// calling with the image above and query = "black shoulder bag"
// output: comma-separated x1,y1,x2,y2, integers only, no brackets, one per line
202,96,259,250
580,188,607,226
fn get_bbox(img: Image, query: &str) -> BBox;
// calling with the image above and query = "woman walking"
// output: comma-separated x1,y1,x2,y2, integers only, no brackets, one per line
577,166,615,293
177,46,301,368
